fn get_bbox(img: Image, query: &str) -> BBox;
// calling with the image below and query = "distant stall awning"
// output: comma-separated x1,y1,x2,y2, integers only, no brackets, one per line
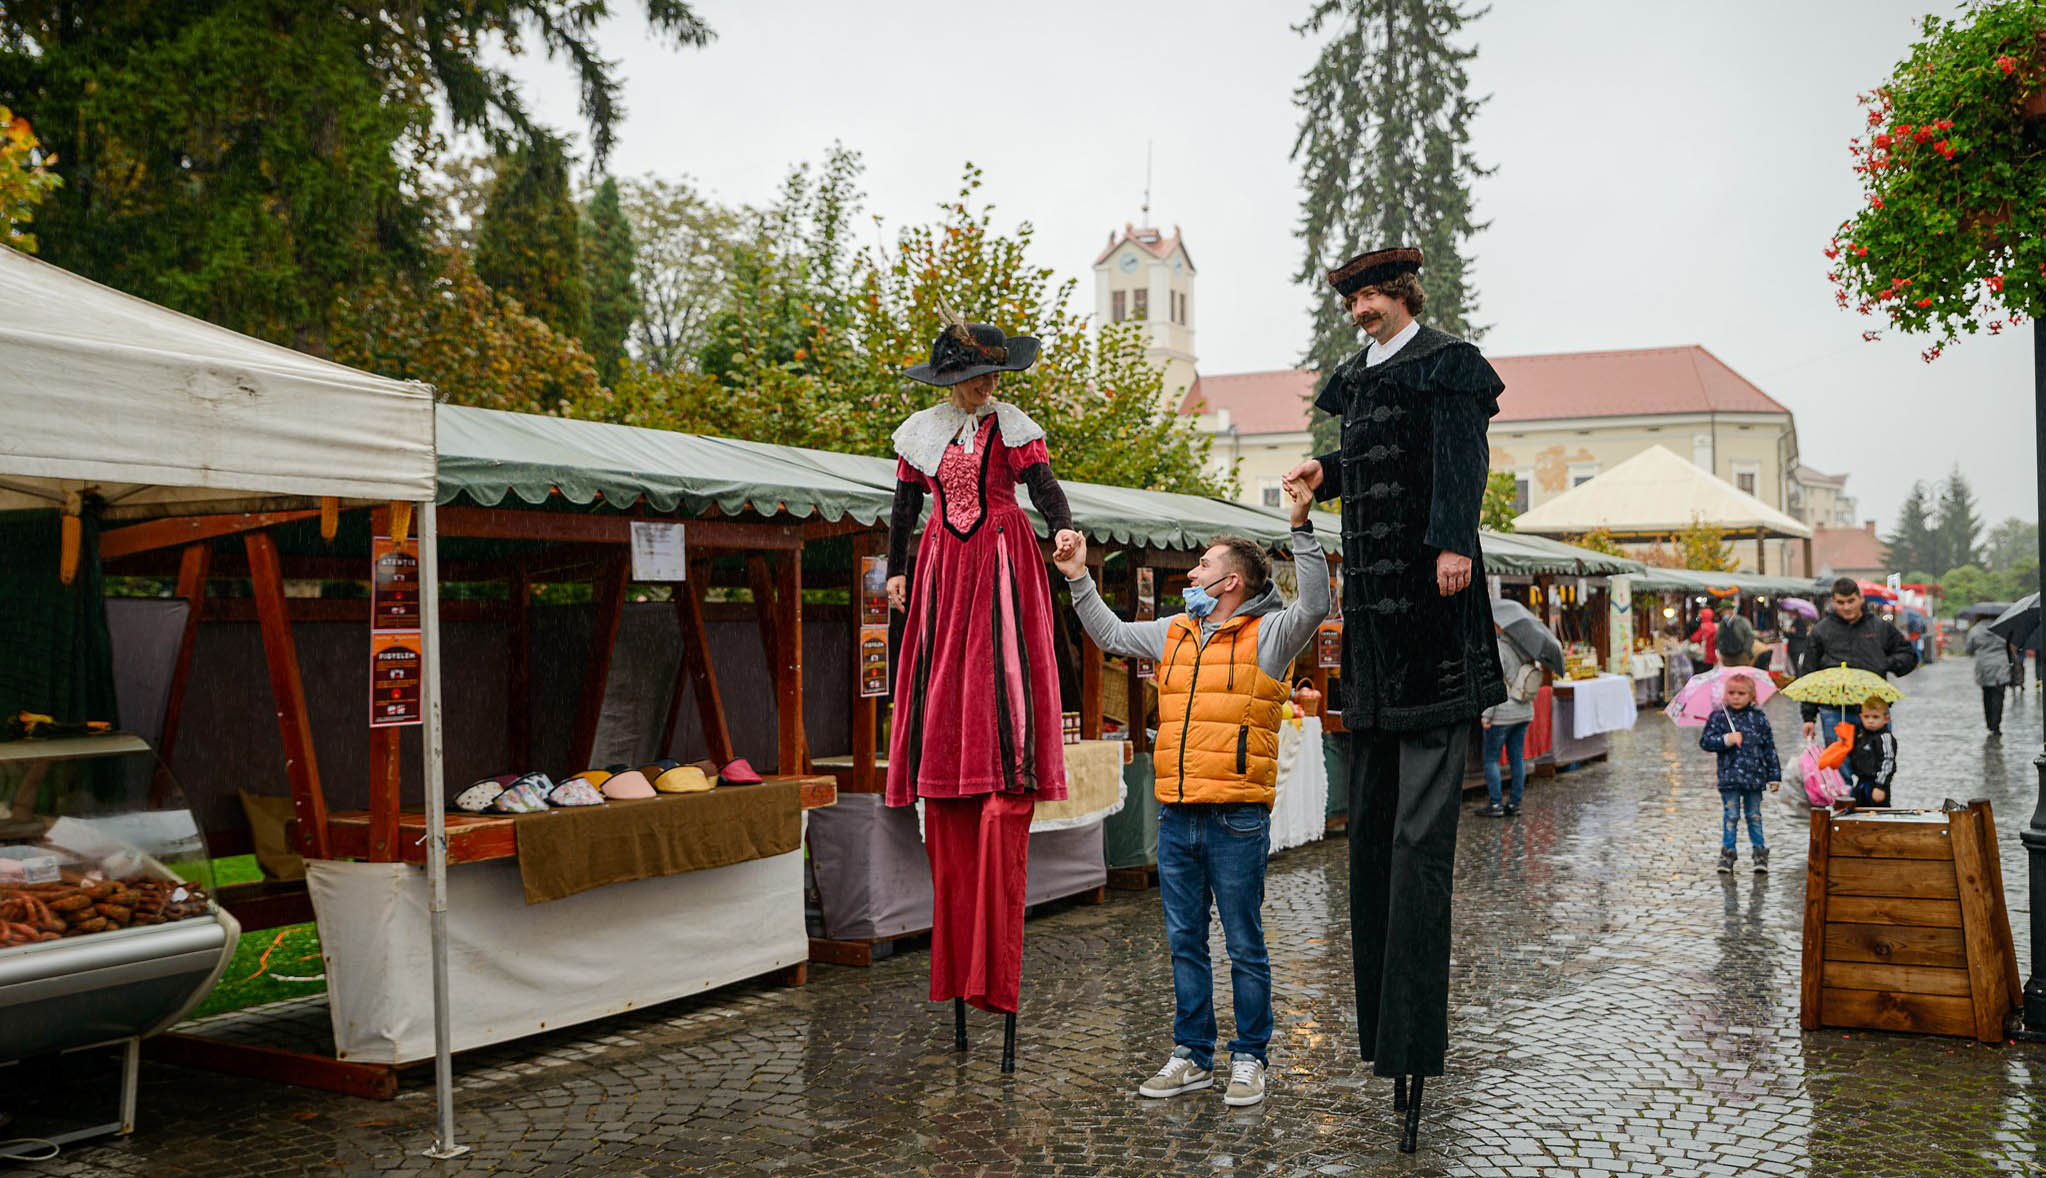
1628,567,1822,597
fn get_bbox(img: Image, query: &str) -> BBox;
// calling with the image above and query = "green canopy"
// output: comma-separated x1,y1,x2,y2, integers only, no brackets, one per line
1475,530,1646,577
1627,567,1821,598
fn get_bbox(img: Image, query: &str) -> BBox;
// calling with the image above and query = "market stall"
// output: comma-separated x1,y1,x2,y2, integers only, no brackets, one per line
1628,567,1823,691
100,406,872,1088
0,246,442,1143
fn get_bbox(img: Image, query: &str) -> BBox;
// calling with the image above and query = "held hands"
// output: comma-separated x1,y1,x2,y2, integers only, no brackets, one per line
1282,458,1324,494
1051,529,1087,580
1281,477,1314,527
886,575,907,613
1436,551,1473,597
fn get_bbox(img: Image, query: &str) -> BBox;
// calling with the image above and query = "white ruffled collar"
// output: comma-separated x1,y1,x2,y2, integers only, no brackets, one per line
891,400,1046,477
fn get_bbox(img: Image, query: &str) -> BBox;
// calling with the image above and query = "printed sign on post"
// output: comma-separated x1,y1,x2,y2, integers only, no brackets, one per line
370,536,420,633
858,626,890,698
859,555,890,626
630,521,688,582
1317,623,1344,669
369,632,423,727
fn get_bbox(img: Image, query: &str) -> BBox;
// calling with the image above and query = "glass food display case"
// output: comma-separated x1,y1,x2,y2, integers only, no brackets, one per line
0,733,239,1146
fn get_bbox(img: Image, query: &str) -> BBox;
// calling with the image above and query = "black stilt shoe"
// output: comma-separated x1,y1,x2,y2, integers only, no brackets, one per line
1000,1011,1017,1073
1399,1075,1425,1154
954,997,968,1052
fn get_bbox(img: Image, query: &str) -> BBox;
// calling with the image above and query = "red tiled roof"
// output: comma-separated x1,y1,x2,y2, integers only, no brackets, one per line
1489,345,1790,422
1178,369,1316,436
1807,524,1887,576
1094,223,1194,269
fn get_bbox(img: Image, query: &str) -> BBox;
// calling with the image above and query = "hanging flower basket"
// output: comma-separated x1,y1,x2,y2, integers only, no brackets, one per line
1828,2,2046,359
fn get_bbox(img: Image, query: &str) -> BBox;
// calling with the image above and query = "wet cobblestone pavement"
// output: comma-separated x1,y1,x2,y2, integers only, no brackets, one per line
13,658,2044,1176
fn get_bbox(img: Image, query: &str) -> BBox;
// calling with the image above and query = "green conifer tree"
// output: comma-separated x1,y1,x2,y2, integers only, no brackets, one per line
477,134,590,341
1933,466,1983,575
1883,481,1940,574
1292,0,1491,454
582,176,638,385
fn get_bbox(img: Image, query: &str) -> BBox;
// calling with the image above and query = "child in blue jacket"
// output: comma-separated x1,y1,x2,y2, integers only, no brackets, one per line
1698,672,1783,874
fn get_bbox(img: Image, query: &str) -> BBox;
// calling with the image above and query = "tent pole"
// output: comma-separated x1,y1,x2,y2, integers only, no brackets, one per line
418,499,467,1160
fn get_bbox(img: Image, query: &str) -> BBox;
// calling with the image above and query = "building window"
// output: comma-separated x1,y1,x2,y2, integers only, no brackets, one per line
1732,459,1761,498
1111,291,1125,323
1133,288,1149,320
1568,461,1600,488
1512,472,1530,515
1261,482,1282,508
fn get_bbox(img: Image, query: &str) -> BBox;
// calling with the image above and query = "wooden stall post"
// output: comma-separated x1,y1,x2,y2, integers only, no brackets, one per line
244,530,331,859
663,559,735,766
365,506,402,862
569,554,629,773
849,535,881,792
775,550,806,773
156,543,211,767
507,561,532,767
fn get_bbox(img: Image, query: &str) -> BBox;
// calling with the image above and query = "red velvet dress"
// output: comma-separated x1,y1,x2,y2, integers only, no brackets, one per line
887,413,1067,1014
887,415,1069,808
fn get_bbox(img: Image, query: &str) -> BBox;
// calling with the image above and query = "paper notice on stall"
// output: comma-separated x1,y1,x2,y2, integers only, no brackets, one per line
370,632,424,727
1317,622,1343,669
858,626,890,698
859,555,889,626
370,536,420,633
630,521,687,582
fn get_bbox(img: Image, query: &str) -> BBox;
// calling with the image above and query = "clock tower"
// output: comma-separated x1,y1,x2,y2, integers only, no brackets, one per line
1092,223,1196,411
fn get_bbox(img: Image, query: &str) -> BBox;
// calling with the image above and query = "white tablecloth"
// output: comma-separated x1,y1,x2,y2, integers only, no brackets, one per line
1629,652,1665,679
1565,674,1640,739
1270,716,1328,854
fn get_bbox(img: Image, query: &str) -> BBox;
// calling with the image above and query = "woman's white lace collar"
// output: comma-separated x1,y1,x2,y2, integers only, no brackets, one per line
892,401,1046,477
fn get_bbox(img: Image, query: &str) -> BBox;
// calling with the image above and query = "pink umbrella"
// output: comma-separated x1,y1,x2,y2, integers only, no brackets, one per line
1663,666,1778,728
1779,598,1818,620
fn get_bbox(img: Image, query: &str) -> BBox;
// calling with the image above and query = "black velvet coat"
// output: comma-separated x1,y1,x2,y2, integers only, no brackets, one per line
1312,324,1508,733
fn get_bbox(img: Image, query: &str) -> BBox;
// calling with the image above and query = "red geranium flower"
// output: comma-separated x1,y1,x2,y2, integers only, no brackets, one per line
1997,55,2018,75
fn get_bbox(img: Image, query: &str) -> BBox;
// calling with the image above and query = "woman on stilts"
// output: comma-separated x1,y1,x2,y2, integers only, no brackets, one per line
885,307,1079,1073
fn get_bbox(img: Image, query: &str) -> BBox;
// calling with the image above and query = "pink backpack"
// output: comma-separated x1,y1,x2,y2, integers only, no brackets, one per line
1798,744,1850,807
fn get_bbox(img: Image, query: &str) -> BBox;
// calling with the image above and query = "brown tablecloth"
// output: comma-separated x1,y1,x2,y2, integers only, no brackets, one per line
513,781,802,904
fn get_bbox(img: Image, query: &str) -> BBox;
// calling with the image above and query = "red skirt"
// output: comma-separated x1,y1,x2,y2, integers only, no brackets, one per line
886,501,1067,805
925,791,1034,1012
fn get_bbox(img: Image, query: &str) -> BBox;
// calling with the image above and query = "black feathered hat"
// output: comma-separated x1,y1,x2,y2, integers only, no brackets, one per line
1327,247,1424,297
902,306,1040,387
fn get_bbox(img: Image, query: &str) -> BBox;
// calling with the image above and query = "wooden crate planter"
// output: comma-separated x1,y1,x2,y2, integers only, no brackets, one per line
1800,801,2022,1042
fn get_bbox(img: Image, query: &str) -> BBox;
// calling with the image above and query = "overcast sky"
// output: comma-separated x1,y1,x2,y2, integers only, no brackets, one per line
503,0,2037,532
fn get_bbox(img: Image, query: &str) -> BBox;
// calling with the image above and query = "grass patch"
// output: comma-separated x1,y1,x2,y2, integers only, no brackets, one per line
186,854,327,1020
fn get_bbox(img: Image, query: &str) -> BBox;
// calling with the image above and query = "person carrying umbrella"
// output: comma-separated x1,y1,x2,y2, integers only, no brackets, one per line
1798,578,1917,744
1481,600,1562,818
1966,616,2015,736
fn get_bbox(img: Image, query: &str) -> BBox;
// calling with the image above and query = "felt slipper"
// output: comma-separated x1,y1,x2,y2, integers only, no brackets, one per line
453,779,505,813
716,758,763,786
602,769,655,800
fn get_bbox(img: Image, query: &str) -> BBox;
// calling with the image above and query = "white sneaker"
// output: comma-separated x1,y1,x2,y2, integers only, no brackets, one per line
1137,1051,1213,1098
1223,1057,1266,1106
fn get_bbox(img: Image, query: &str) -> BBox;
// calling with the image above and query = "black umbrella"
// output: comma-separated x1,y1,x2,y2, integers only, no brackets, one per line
1959,600,2015,623
1988,592,2039,650
1490,597,1566,674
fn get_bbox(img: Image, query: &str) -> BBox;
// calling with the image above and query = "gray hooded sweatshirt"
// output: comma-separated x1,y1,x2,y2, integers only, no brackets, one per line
1066,528,1331,678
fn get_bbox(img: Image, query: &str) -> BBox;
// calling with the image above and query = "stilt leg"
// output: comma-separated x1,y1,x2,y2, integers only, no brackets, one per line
1000,1011,1017,1074
1393,1074,1407,1111
1400,1075,1425,1154
954,998,968,1052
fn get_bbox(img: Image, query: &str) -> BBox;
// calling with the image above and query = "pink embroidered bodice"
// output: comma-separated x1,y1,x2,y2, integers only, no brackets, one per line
899,416,1049,540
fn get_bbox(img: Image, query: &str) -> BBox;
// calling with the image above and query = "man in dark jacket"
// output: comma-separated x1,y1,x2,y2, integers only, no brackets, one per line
1283,245,1504,1154
1800,578,1918,743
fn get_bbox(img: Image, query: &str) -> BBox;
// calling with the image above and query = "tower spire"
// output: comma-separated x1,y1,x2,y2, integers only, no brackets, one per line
1141,141,1152,224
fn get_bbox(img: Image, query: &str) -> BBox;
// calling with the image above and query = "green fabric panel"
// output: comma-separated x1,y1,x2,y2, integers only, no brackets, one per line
0,508,120,742
1103,753,1159,869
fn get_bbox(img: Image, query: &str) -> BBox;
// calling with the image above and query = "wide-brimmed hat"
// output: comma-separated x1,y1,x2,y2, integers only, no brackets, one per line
903,320,1039,387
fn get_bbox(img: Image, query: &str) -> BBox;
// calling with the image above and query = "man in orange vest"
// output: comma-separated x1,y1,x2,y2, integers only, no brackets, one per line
1053,482,1326,1108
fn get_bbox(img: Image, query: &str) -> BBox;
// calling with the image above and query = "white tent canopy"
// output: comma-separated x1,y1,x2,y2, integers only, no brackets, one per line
1511,444,1811,539
0,246,434,519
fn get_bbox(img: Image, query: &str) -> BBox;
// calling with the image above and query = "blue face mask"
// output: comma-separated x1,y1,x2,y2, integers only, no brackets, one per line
1183,574,1229,619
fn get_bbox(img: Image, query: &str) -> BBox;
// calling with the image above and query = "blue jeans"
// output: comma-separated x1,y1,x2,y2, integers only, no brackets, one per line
1482,721,1530,808
1157,802,1272,1067
1721,791,1765,852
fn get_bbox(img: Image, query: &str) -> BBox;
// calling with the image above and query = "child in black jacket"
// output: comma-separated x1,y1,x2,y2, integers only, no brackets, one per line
1848,697,1899,807
1699,673,1783,874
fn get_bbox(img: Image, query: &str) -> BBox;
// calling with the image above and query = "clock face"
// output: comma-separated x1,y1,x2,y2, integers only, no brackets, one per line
1119,252,1139,274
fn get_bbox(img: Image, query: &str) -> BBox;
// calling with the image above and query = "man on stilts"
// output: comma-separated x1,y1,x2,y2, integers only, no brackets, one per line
1286,246,1505,1153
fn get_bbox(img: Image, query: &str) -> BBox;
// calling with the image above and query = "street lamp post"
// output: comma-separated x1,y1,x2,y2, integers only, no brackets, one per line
2025,317,2046,1039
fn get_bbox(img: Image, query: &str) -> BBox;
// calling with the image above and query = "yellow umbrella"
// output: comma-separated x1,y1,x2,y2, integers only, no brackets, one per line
1781,664,1903,706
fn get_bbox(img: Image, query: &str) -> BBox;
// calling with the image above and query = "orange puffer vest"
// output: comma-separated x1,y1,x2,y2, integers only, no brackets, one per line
1154,612,1289,807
